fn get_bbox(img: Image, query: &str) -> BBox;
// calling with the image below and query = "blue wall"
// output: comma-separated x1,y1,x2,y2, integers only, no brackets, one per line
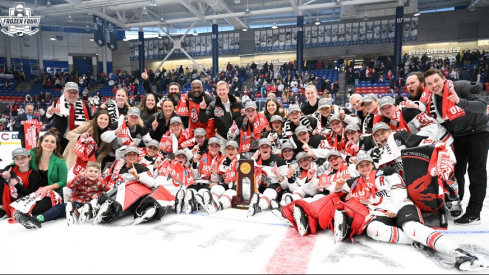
98,62,113,74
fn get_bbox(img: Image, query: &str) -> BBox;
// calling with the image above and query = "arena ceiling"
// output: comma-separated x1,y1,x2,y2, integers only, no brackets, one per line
0,0,484,34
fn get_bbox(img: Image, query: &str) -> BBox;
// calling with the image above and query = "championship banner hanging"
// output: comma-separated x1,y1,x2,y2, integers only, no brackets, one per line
24,119,41,150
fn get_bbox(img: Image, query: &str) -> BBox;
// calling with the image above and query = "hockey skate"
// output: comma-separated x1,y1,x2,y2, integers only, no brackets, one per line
293,205,309,237
283,194,293,205
453,248,487,271
175,189,185,214
203,190,217,214
65,202,79,226
333,210,350,243
79,203,94,224
247,193,261,217
270,200,292,227
93,200,113,224
14,211,41,229
184,189,198,215
446,200,463,218
133,206,157,225
194,193,206,211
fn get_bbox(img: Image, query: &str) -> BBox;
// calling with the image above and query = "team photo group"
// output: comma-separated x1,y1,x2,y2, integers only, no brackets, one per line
1,66,488,272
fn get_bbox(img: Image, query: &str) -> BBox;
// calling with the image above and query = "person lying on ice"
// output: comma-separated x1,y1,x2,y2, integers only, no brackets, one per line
333,152,485,272
184,137,224,215
91,146,162,224
248,138,289,217
185,140,242,215
273,150,358,236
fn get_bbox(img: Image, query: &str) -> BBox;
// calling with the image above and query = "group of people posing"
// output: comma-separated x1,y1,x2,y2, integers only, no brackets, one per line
0,68,487,271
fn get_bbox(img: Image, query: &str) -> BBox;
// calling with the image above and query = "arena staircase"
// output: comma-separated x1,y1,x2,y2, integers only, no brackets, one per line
336,72,347,106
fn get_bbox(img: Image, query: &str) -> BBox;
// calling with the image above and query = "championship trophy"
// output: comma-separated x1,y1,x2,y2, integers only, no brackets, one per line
232,159,257,209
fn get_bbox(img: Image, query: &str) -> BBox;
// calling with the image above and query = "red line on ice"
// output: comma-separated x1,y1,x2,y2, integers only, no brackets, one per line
263,228,317,274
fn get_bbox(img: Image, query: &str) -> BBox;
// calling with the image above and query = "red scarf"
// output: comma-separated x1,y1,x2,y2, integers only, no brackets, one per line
199,152,223,181
160,129,195,153
72,135,98,176
345,141,358,157
346,170,377,202
23,119,41,150
118,116,135,146
326,130,347,152
318,162,351,190
255,157,264,186
421,81,465,121
427,143,454,194
175,94,189,116
179,95,214,137
103,159,126,190
239,113,269,152
157,159,172,176
223,157,239,183
373,108,410,132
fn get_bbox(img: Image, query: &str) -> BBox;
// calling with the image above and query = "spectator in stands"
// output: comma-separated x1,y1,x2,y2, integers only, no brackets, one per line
424,69,489,225
42,82,92,153
12,103,18,117
14,103,40,148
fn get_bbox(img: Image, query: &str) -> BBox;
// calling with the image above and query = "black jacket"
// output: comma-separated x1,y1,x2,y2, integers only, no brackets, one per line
198,94,242,137
41,98,92,139
432,81,489,137
145,111,179,142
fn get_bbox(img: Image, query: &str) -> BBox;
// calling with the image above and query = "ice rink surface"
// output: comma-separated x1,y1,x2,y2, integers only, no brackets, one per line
1,144,488,274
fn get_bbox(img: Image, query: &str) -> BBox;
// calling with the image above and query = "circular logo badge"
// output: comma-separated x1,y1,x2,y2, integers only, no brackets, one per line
240,162,251,174
190,108,198,123
214,107,224,117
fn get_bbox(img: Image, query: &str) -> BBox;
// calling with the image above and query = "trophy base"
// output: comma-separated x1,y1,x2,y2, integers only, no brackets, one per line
231,197,251,210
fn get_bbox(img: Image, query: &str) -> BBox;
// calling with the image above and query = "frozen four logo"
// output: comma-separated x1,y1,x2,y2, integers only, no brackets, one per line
0,2,40,37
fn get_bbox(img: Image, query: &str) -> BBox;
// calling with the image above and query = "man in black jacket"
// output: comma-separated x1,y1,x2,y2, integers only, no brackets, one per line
198,80,242,153
14,103,40,148
42,82,92,153
424,69,489,225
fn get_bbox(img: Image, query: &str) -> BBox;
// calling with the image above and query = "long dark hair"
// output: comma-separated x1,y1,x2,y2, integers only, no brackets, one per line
138,93,158,119
91,110,110,145
34,128,64,167
263,98,286,120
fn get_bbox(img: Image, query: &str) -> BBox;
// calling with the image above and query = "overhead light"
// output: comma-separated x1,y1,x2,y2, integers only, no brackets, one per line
46,1,51,7
193,29,198,36
363,14,368,21
142,7,148,15
245,8,250,15
243,27,247,31
235,0,241,3
90,37,94,41
123,35,128,41
414,9,420,16
336,0,341,6
160,17,165,23
148,0,157,7
468,4,476,11
50,35,56,41
315,18,320,25
68,15,73,22
272,23,277,29
158,34,163,39
85,25,90,31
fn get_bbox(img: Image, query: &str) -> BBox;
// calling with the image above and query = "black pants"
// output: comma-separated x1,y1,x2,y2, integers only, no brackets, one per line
453,131,489,216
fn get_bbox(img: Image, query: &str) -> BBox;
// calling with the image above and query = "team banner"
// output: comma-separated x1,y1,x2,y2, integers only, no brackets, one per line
381,20,388,43
311,26,317,48
292,28,297,50
338,24,345,46
331,24,338,47
373,21,380,44
286,28,292,50
325,25,331,47
149,39,155,59
234,33,240,53
352,22,359,45
93,15,105,47
206,35,211,56
267,30,273,51
129,41,135,61
345,23,352,46
411,17,418,41
359,22,366,45
318,25,324,47
279,28,286,50
273,28,279,51
388,19,395,43
158,39,164,58
403,18,411,42
106,21,118,51
223,33,229,54
24,119,41,150
366,21,373,44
